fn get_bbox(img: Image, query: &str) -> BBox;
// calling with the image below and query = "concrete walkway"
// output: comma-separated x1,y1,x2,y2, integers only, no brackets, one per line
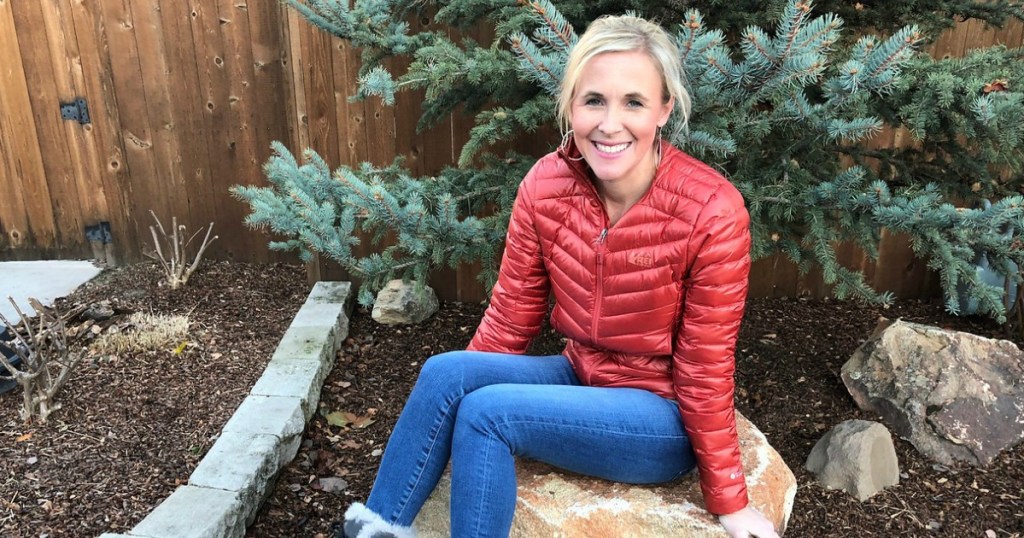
0,260,103,322
99,281,352,538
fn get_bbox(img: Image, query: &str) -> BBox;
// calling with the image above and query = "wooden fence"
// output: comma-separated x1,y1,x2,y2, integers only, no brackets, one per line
0,2,1021,302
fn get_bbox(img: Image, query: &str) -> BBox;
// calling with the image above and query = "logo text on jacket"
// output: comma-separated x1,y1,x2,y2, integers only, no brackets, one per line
628,251,654,268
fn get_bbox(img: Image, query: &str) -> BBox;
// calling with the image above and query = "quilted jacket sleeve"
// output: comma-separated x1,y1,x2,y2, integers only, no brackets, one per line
468,171,551,353
673,183,752,515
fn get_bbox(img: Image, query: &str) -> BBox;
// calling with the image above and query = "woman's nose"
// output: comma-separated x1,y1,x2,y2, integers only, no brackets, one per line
598,108,622,134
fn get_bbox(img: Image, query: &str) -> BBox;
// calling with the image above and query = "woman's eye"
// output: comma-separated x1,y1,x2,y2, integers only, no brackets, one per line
584,97,603,106
627,100,644,108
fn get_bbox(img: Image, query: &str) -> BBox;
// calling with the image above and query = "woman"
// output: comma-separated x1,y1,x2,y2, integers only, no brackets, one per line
340,14,779,538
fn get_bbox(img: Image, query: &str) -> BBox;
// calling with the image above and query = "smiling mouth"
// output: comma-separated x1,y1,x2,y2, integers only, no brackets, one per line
593,141,630,154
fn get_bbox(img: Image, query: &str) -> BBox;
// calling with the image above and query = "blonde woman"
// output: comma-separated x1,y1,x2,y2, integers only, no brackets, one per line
340,14,779,538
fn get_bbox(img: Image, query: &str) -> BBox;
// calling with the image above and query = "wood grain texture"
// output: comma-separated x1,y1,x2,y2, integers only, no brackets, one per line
155,0,217,247
0,9,1017,302
68,0,137,262
0,0,54,251
98,0,164,261
11,0,85,252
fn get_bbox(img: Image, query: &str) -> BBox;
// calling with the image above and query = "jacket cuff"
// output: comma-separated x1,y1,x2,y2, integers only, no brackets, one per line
702,475,750,515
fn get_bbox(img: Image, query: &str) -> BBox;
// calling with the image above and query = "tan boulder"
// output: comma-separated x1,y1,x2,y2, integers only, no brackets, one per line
414,411,795,537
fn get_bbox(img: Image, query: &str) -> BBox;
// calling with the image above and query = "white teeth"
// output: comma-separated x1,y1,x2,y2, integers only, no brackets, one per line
595,142,629,154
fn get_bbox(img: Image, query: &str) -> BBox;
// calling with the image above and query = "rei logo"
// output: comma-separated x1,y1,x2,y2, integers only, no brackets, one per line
628,251,654,268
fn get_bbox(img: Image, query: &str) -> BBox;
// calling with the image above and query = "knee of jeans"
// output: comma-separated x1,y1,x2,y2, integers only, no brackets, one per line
455,386,511,442
416,350,475,393
419,350,469,381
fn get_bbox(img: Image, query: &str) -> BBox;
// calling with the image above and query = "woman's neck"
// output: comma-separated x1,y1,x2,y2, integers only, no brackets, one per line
594,156,658,227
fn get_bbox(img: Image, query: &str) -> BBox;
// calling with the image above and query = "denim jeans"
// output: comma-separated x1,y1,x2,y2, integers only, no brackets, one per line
364,350,696,538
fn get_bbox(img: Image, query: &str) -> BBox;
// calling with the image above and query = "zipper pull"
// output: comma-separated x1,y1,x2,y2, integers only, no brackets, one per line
597,228,608,244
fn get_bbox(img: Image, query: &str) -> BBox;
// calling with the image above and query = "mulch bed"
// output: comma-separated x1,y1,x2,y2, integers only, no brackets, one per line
249,294,1024,537
1,261,1022,537
0,261,309,537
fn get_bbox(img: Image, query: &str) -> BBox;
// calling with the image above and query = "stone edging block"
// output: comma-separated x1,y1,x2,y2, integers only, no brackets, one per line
104,281,352,538
129,486,245,538
189,431,283,525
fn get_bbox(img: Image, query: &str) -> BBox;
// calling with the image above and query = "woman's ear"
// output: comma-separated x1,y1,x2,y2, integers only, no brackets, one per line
659,95,675,126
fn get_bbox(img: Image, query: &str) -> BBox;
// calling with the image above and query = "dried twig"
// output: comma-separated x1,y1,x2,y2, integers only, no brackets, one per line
0,297,87,423
144,210,218,290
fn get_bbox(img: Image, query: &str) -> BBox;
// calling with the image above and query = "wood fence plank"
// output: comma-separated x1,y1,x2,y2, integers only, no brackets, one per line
930,18,971,59
963,18,992,54
126,0,191,236
299,17,356,282
11,1,87,252
0,0,53,251
1003,19,1024,47
48,0,110,238
334,35,361,165
155,0,218,248
246,0,292,262
191,0,259,261
302,20,341,166
97,0,166,260
67,0,137,262
187,0,238,260
282,6,309,155
272,5,309,265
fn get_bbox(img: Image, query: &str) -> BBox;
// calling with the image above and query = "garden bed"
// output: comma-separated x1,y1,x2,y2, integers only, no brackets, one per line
250,290,1024,537
1,261,1021,537
0,261,309,537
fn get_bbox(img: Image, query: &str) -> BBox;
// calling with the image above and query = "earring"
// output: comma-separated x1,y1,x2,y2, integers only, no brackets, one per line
655,125,664,166
559,130,585,161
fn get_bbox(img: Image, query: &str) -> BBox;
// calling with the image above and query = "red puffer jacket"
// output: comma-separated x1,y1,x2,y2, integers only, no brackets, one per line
467,140,751,515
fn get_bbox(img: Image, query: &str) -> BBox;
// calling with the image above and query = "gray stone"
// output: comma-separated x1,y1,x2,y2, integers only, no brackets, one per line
805,420,899,501
413,411,795,537
307,280,353,306
131,486,244,538
222,395,306,463
842,318,1024,466
371,279,439,325
271,325,339,363
250,357,332,421
290,301,346,328
189,432,282,525
97,535,137,538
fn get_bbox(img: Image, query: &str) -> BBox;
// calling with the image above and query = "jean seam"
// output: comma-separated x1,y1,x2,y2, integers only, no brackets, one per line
499,419,689,441
393,392,459,523
469,434,495,538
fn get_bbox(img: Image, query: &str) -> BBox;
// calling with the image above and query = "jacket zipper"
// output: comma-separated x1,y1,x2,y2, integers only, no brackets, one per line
593,227,608,343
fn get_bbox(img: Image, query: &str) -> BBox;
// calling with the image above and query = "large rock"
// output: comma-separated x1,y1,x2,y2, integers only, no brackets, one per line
371,280,439,325
841,318,1024,467
413,411,795,537
805,420,899,501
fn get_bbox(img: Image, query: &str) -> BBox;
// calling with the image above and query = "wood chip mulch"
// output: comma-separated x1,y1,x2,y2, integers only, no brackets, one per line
1,261,1022,537
0,261,309,537
249,296,1024,538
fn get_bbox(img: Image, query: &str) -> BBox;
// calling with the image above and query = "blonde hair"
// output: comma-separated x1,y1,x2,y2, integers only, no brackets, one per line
557,15,691,136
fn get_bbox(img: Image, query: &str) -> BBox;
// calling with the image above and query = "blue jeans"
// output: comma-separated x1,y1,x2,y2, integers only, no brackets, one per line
365,350,696,537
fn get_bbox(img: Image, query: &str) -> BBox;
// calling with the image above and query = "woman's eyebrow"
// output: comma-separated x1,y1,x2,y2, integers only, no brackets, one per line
578,91,650,101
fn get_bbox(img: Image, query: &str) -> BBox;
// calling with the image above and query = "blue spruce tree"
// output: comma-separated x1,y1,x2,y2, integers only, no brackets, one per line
233,0,1024,321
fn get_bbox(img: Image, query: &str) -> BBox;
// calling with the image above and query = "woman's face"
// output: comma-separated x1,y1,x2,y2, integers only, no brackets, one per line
570,50,674,190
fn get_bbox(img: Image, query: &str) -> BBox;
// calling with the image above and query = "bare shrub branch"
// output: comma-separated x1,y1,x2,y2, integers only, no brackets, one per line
144,210,218,290
0,298,88,423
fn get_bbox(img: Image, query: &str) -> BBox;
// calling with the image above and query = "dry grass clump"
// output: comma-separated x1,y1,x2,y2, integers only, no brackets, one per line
90,312,190,355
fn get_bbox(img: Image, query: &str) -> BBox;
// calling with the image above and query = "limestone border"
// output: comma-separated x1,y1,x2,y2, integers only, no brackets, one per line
99,281,353,538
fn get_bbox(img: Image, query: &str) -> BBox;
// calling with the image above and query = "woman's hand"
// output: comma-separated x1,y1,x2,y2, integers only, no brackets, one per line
718,506,780,538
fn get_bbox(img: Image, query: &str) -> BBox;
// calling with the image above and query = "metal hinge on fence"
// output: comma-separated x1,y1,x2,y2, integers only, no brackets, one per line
59,98,90,125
